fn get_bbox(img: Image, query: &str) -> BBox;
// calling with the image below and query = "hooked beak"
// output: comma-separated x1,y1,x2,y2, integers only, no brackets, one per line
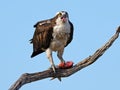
61,14,67,22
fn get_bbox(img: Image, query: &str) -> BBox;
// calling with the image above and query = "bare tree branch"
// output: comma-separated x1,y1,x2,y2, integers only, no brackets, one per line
9,26,120,90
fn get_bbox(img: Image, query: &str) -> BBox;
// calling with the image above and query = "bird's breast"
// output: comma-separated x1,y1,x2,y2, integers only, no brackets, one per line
50,23,70,51
50,33,69,51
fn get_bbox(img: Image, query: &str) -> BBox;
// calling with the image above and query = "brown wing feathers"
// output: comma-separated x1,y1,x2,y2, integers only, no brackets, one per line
31,21,53,58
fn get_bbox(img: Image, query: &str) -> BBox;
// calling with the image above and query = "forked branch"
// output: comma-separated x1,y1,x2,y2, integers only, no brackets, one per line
9,26,120,90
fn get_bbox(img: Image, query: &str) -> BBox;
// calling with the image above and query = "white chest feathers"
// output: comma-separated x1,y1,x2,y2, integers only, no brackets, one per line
50,23,71,51
53,23,70,39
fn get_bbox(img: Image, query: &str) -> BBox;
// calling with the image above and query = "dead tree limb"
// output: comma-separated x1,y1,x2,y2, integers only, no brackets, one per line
9,26,120,90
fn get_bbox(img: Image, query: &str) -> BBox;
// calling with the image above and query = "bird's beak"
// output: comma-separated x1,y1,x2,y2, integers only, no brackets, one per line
61,14,67,23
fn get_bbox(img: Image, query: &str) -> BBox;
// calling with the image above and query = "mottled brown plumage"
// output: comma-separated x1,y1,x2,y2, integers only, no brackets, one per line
31,20,54,57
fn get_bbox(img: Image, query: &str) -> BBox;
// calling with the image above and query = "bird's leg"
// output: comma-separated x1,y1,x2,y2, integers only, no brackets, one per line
46,48,56,73
57,49,65,63
46,49,61,81
55,49,66,81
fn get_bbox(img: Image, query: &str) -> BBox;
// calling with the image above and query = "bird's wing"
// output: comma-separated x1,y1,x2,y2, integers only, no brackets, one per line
31,20,53,57
65,21,74,47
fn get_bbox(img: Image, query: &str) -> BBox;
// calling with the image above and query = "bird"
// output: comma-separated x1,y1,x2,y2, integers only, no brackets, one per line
30,11,74,73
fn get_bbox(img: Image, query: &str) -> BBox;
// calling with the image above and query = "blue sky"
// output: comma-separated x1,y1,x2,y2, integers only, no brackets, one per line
1,0,120,90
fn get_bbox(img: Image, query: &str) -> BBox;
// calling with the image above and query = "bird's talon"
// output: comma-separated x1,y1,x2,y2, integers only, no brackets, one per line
51,65,56,73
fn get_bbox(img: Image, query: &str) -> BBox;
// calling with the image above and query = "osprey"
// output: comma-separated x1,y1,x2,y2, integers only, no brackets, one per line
30,11,74,72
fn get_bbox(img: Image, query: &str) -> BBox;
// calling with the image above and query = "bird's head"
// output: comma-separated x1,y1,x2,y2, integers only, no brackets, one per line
55,11,69,24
